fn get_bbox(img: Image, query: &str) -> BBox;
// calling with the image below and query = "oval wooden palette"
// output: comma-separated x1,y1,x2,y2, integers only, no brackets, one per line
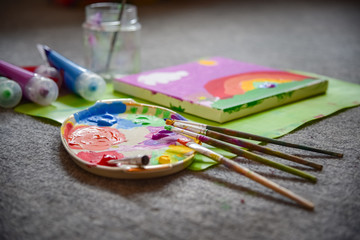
60,99,195,179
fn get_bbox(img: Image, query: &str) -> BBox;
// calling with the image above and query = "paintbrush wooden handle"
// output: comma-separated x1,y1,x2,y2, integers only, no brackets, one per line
170,120,322,170
167,125,317,183
170,120,343,157
207,125,343,157
178,138,314,210
205,129,323,170
219,155,314,210
201,135,317,183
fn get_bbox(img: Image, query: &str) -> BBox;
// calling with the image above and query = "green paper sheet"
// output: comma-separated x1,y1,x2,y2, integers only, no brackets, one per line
15,73,360,171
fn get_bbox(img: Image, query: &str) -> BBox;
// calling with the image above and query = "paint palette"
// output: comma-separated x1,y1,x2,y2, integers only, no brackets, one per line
60,99,195,179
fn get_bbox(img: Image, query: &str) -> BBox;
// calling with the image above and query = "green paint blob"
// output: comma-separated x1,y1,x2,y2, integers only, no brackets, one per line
133,116,151,125
164,125,172,131
130,107,138,114
142,106,149,114
155,108,163,117
126,114,165,127
163,111,171,119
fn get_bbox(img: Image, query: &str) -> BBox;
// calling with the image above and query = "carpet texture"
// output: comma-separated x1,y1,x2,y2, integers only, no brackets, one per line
1,0,359,239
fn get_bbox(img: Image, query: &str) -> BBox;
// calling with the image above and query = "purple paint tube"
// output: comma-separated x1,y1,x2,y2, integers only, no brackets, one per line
0,60,58,106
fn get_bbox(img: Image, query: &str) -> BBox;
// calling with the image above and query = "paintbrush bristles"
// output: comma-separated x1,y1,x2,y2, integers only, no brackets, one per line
165,119,175,125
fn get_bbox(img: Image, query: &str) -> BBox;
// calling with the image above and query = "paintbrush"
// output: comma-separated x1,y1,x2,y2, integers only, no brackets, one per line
105,0,127,71
165,119,323,170
177,138,314,210
167,119,343,157
165,125,317,183
107,155,150,166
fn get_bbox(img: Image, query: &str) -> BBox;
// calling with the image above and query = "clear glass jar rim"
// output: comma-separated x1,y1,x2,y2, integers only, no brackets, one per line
86,2,122,11
85,2,138,25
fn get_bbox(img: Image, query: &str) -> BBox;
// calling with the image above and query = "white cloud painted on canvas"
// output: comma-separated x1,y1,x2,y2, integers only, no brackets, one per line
137,71,189,86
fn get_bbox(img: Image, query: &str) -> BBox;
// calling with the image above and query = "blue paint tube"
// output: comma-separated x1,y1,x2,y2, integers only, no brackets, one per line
39,44,106,101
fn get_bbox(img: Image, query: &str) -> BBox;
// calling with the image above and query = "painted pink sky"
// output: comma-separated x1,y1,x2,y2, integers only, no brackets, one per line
116,57,276,98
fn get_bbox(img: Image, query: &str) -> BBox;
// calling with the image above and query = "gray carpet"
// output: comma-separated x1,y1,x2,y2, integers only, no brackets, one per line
1,0,360,239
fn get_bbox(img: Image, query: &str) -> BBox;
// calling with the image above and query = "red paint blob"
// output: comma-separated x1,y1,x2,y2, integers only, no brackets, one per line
66,125,126,151
63,122,74,141
177,137,191,146
77,151,124,166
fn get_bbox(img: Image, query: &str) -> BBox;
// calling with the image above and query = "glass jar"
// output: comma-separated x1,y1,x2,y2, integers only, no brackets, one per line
83,2,141,81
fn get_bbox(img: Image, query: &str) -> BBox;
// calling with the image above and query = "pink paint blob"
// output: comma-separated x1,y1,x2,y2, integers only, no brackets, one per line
66,125,126,151
77,151,124,166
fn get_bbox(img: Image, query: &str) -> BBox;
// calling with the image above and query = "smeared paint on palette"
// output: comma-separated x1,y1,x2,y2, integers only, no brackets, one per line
60,99,195,179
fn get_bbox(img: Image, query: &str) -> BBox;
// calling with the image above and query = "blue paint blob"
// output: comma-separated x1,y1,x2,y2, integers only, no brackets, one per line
116,118,141,129
87,113,117,126
74,101,127,122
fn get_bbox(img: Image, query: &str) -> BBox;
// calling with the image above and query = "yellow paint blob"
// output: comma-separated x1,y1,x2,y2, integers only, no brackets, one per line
168,145,194,154
198,96,207,100
157,145,194,164
198,59,218,66
158,155,171,164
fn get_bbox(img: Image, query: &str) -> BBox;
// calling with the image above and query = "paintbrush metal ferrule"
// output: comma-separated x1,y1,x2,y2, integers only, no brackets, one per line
107,155,150,166
172,121,207,135
164,125,199,139
178,138,223,161
166,119,207,132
